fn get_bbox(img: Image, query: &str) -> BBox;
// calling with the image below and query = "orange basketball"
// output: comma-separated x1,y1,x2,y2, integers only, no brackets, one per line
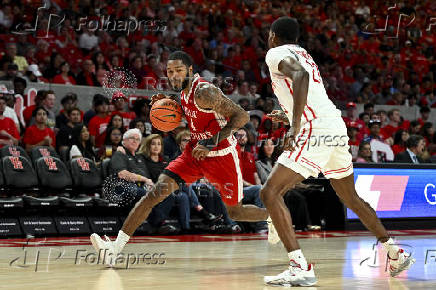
150,98,183,132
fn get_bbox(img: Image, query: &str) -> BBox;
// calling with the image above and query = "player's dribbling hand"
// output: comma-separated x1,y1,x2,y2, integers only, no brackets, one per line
283,125,300,152
267,110,289,124
192,144,210,161
150,93,169,106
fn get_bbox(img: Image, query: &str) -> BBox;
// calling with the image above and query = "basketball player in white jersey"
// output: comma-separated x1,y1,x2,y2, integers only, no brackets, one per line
261,17,414,287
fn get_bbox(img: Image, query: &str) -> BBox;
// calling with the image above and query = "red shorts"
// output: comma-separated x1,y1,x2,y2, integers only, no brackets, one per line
164,144,243,206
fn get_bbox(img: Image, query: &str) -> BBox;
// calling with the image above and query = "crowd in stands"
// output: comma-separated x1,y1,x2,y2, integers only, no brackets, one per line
0,1,435,231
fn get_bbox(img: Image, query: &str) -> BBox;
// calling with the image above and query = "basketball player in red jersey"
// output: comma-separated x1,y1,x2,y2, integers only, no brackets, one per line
90,51,268,264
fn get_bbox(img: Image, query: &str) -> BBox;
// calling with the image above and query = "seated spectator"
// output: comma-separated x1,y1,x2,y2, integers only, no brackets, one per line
163,124,187,159
0,63,18,81
0,95,19,147
347,122,361,161
394,135,426,164
0,89,20,133
421,122,434,146
139,134,187,234
99,127,123,160
57,108,82,152
235,128,261,186
52,62,76,85
132,98,152,135
22,107,55,152
170,129,190,160
69,124,98,162
129,118,146,137
256,138,280,184
76,59,99,86
111,91,136,129
363,119,385,142
409,120,422,135
88,95,110,148
56,93,81,129
24,64,48,83
392,130,409,155
417,106,431,126
355,141,373,163
342,102,365,133
381,109,409,140
364,120,394,162
107,113,126,134
22,89,46,126
4,43,28,72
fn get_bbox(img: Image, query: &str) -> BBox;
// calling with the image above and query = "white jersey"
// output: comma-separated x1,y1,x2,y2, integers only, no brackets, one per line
265,44,342,127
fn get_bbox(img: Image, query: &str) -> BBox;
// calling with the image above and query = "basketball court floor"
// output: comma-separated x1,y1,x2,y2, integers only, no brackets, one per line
0,230,435,289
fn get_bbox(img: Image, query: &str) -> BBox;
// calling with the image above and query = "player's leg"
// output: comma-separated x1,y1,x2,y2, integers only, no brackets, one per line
330,174,415,276
90,173,179,265
204,147,268,222
260,163,304,251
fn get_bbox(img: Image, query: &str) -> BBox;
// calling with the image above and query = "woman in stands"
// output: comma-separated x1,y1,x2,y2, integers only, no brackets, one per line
392,129,409,155
107,113,125,133
355,141,373,163
22,107,56,152
52,62,77,85
139,134,191,233
99,127,123,160
69,124,97,162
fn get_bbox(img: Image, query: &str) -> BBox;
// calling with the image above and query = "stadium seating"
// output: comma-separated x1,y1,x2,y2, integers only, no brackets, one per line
0,145,30,161
30,146,60,165
69,157,102,189
2,155,38,189
34,156,72,190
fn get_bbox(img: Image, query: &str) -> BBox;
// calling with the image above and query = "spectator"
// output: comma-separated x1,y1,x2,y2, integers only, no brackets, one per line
382,109,409,139
56,93,81,129
107,113,126,134
69,124,97,162
24,64,47,83
347,122,361,161
52,62,76,85
79,27,99,53
139,133,186,234
201,60,216,82
129,118,146,137
111,92,136,129
92,52,110,71
0,64,18,81
163,124,187,160
417,106,431,126
230,81,252,105
132,98,151,134
235,128,261,186
392,130,409,155
409,120,421,135
57,108,82,152
88,95,110,148
76,59,99,86
83,94,103,125
421,122,434,146
364,119,384,142
4,43,28,72
355,141,373,163
343,102,365,133
27,90,56,129
22,107,56,152
22,90,46,126
394,135,426,164
255,138,280,184
0,95,19,147
99,127,123,160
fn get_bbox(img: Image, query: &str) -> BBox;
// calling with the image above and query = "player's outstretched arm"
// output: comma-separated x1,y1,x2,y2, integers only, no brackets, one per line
194,82,249,147
278,56,309,129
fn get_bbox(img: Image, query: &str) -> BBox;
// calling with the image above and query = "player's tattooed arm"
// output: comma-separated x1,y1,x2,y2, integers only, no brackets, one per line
194,82,249,148
278,56,309,129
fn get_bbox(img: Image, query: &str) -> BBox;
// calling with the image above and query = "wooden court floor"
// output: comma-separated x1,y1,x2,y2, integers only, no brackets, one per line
0,230,435,289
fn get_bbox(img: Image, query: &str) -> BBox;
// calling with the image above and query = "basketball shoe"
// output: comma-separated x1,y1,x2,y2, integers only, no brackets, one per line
90,233,117,267
388,249,415,277
264,260,317,287
267,216,280,244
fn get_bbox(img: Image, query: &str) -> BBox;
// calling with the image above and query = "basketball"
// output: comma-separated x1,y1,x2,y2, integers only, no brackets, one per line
150,98,183,132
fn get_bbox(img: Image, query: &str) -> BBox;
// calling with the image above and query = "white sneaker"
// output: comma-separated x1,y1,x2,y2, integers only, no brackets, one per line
267,217,280,245
388,249,415,277
90,233,117,267
264,260,317,287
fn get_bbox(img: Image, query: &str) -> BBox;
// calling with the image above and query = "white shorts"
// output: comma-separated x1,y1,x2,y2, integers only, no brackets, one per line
277,118,353,179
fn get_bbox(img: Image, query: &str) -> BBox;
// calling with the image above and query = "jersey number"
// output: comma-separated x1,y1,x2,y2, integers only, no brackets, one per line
296,51,321,83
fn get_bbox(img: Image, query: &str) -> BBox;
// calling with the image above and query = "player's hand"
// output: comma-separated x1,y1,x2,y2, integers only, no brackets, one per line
283,125,301,152
150,93,169,106
267,110,289,124
192,144,210,161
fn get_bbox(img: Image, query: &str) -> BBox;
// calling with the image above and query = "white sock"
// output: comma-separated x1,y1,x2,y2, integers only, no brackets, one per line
382,238,400,259
288,249,308,270
115,230,130,251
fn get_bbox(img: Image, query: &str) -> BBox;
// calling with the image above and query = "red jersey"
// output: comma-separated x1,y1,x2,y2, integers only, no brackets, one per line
22,125,56,147
181,74,234,151
88,115,110,148
0,117,20,148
